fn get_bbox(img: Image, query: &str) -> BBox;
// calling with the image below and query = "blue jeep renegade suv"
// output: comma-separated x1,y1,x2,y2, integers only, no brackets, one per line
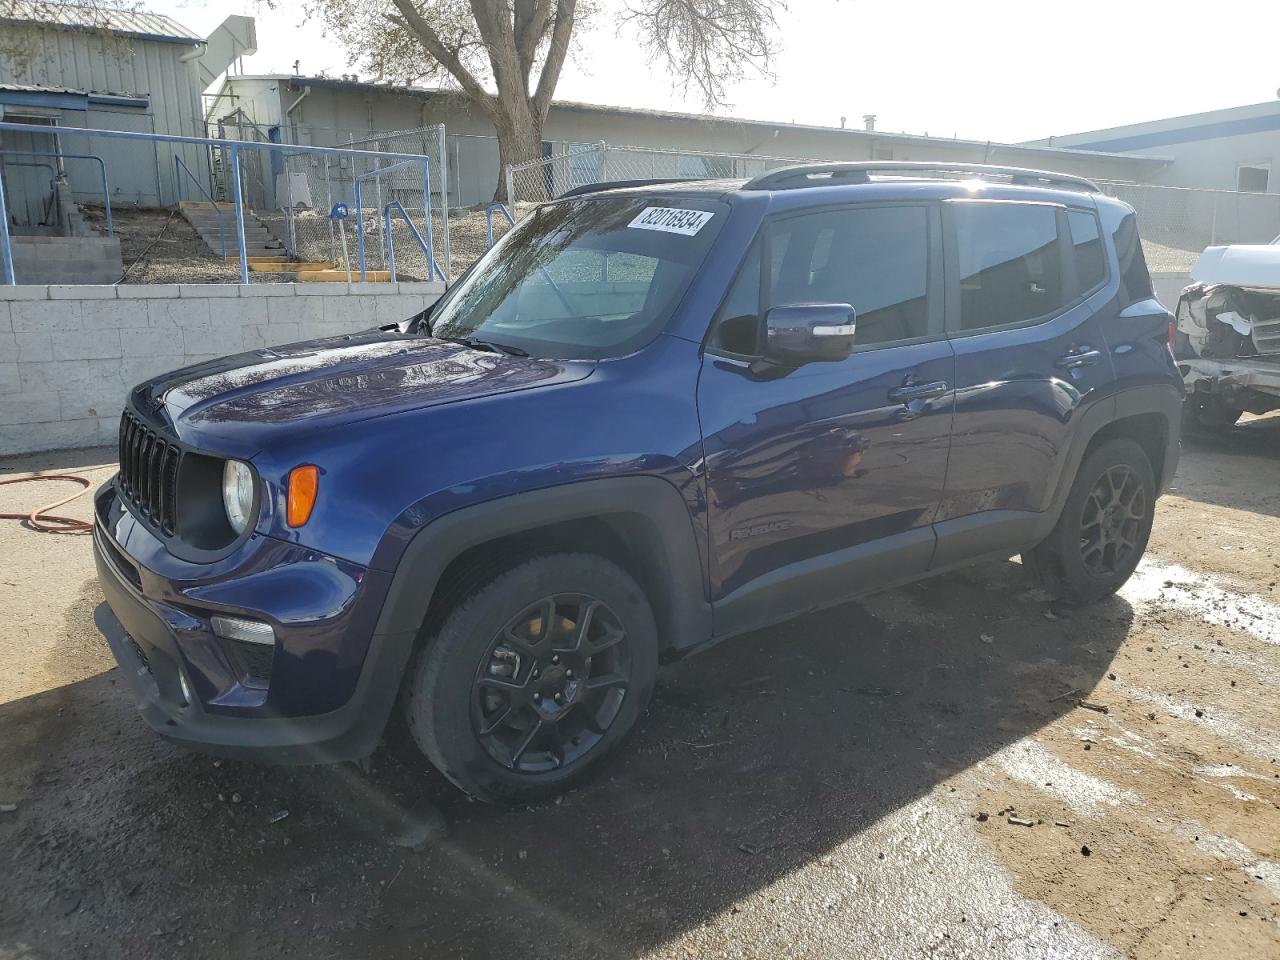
93,162,1182,801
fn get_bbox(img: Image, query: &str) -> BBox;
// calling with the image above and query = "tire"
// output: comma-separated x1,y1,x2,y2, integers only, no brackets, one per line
1184,395,1242,432
1024,438,1156,604
402,553,659,803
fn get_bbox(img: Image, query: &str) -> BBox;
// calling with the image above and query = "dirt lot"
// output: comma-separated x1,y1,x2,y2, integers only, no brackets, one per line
1,419,1278,960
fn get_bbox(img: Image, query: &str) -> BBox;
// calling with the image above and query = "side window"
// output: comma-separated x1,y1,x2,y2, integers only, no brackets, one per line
770,206,931,347
954,202,1067,331
1112,212,1154,307
709,240,763,355
709,206,932,355
1068,210,1107,294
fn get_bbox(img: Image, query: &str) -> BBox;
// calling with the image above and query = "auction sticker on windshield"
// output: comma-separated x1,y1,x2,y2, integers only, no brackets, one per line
628,207,715,236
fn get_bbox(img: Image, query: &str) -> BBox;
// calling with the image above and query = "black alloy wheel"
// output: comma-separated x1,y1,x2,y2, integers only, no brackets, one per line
472,594,632,773
1078,464,1148,578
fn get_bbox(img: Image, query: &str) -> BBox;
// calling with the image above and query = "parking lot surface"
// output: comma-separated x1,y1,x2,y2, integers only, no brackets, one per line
1,421,1278,960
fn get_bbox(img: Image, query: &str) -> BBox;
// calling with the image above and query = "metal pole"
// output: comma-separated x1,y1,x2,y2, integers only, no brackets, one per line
420,160,439,281
354,172,366,280
324,158,336,266
438,126,451,281
0,170,15,285
373,139,384,273
229,144,250,284
383,204,397,283
506,164,517,221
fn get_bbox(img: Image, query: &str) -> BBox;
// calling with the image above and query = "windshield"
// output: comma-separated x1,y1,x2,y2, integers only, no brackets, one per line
428,196,727,359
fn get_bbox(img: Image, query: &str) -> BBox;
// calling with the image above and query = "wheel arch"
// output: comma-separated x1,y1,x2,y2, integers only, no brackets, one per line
1048,383,1181,526
373,476,713,658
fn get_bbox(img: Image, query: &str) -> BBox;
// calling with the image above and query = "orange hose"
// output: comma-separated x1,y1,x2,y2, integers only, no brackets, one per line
0,474,94,533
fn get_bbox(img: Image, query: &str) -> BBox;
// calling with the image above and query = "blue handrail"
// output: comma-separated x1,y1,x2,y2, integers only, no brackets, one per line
173,155,227,259
353,156,433,282
0,150,113,236
383,200,444,283
485,202,514,248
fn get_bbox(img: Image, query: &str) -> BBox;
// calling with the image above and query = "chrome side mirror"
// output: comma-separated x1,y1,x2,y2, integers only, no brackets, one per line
763,303,857,364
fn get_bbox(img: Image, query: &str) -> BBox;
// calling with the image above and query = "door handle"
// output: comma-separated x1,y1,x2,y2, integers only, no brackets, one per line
1055,348,1103,369
888,380,948,403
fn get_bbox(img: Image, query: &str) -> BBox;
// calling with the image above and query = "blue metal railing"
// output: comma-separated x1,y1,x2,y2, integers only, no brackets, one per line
0,150,113,236
485,202,514,248
353,157,434,282
0,120,439,285
173,155,226,259
382,200,444,283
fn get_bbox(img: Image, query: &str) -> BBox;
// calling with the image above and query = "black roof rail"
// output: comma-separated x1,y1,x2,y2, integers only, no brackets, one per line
743,161,1101,193
556,177,706,200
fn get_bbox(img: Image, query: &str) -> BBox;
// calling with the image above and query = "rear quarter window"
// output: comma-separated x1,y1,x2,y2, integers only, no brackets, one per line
1068,209,1107,294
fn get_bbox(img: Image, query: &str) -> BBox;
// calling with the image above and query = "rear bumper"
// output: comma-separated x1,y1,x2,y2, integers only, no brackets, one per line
93,508,416,765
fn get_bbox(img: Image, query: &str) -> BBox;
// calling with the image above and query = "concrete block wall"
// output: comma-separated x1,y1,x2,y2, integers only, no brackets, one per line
0,281,445,456
12,236,123,285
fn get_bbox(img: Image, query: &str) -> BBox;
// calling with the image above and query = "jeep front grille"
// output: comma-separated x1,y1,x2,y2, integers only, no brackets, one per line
117,412,181,536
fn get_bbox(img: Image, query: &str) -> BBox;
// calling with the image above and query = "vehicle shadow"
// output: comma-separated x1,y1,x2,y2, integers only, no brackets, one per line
0,559,1129,959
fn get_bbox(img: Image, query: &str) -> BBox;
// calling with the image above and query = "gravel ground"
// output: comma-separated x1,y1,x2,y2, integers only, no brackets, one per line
1,419,1278,959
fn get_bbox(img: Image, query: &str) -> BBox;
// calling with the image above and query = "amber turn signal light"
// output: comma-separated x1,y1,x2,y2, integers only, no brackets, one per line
286,465,319,527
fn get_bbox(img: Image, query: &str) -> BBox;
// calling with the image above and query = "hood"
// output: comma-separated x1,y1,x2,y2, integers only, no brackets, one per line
131,330,594,447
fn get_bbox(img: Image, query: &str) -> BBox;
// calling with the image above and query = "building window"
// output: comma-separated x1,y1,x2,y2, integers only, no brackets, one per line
1237,164,1270,193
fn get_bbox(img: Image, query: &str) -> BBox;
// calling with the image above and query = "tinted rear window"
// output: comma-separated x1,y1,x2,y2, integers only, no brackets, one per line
1068,210,1107,294
954,202,1067,331
1112,211,1154,306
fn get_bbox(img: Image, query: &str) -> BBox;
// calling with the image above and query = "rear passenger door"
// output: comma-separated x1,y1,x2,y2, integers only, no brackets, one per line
934,198,1115,566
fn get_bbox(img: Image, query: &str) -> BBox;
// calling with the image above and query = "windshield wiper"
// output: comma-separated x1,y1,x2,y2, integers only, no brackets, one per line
436,334,529,357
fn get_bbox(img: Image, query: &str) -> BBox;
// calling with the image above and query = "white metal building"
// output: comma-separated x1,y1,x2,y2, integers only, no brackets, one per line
207,74,1167,208
1030,100,1280,195
0,3,254,220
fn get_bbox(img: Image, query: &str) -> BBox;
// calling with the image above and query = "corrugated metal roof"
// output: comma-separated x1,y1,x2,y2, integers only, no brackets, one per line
1,2,202,43
0,82,86,95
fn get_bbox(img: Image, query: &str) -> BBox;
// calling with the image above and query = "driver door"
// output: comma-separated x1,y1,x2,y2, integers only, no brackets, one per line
697,203,955,636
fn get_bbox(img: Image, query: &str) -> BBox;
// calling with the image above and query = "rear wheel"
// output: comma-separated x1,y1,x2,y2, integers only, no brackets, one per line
403,553,658,802
1025,438,1155,604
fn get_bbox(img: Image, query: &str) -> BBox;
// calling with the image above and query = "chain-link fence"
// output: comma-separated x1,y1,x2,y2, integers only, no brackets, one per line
506,143,815,218
1098,181,1280,273
507,144,1280,280
259,125,449,281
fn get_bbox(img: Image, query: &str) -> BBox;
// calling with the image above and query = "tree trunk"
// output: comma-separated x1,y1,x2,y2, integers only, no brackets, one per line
493,98,544,204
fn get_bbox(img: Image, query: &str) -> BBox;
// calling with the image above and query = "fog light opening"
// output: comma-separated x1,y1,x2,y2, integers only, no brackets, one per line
178,670,193,707
210,615,276,646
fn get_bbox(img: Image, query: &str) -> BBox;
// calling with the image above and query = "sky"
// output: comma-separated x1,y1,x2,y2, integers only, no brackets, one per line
153,0,1280,143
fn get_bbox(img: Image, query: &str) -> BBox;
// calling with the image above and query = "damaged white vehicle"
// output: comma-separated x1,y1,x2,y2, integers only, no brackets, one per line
1175,239,1280,429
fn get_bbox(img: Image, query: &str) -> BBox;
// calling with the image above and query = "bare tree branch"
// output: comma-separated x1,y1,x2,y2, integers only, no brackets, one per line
532,0,576,119
621,0,781,109
386,0,497,116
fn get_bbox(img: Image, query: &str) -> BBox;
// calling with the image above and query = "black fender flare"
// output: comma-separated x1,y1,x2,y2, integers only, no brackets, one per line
372,475,713,650
1047,381,1182,524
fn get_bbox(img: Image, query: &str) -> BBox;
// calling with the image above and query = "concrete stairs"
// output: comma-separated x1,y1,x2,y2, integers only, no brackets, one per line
179,200,289,262
178,201,390,281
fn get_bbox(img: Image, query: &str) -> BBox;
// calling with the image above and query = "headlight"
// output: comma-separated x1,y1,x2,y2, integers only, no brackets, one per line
221,459,255,535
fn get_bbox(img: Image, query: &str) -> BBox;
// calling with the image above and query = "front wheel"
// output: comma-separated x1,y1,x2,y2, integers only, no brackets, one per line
1024,438,1156,604
402,553,659,803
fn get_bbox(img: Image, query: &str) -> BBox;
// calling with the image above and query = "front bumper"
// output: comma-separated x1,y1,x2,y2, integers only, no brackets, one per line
93,486,417,764
1179,356,1280,405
